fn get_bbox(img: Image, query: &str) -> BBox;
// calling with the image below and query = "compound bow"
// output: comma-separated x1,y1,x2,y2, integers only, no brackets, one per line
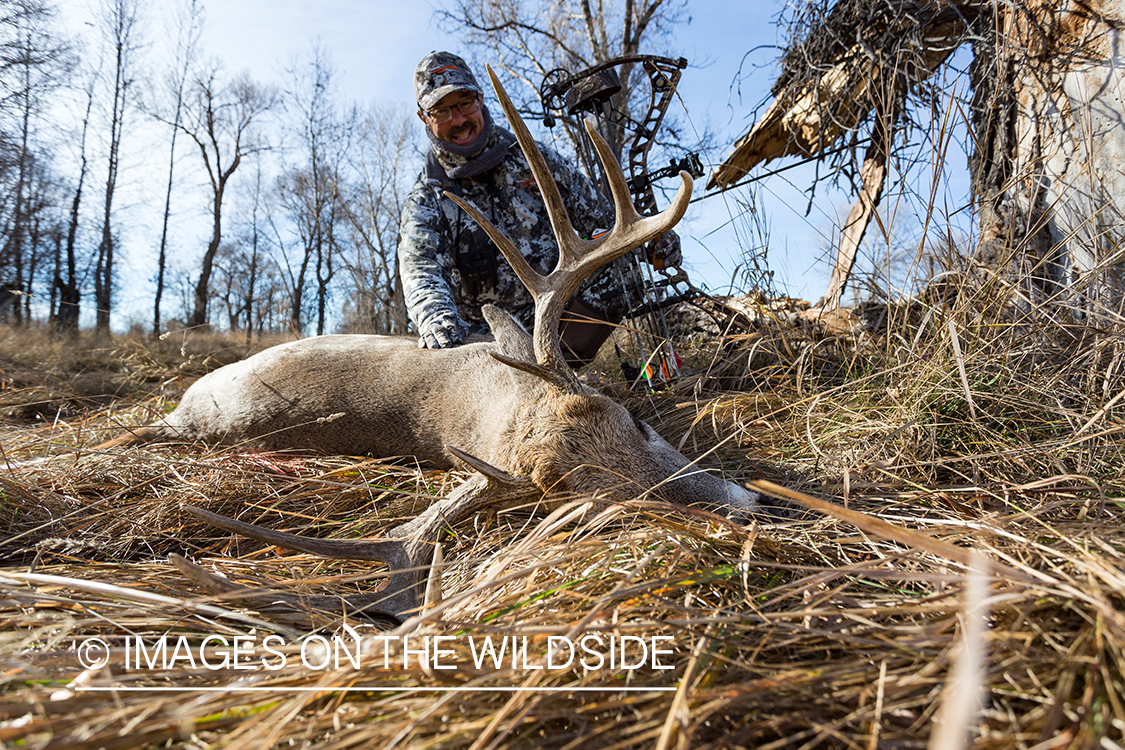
539,55,706,385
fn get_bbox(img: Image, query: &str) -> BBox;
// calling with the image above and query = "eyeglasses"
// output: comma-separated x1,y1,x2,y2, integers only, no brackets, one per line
425,96,481,124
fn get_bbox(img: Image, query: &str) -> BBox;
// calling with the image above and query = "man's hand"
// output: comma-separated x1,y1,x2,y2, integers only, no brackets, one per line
417,316,465,349
650,230,681,270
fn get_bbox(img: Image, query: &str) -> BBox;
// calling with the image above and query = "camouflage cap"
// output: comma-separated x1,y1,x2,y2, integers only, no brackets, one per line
414,51,482,111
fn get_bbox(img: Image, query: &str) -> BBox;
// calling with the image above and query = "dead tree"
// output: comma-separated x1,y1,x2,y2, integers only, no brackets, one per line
276,46,345,336
175,67,275,329
968,0,1125,313
55,71,95,332
713,0,1125,316
338,102,416,334
92,0,141,334
0,0,66,326
151,0,202,337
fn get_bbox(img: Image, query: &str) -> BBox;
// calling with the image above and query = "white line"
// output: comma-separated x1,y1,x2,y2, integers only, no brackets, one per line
77,685,676,693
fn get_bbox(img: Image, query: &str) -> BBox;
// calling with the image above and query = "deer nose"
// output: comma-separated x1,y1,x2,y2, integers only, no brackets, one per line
724,481,760,521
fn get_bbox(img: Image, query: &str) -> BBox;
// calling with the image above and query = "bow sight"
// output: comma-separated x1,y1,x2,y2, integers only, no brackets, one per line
538,55,706,388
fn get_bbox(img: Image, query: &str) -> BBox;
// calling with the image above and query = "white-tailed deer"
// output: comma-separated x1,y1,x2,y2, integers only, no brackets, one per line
111,67,758,621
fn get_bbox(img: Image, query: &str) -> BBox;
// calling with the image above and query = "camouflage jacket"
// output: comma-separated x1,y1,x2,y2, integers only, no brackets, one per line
398,125,618,337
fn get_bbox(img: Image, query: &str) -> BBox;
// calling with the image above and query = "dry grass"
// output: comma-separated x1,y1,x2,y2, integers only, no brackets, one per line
1,292,1123,749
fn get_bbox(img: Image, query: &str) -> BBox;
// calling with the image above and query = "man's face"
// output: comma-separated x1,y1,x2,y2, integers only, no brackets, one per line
419,91,484,148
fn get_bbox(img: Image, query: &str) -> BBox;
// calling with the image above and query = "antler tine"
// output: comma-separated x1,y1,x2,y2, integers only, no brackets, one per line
450,64,693,386
443,194,545,300
582,118,693,268
176,463,539,624
181,505,422,619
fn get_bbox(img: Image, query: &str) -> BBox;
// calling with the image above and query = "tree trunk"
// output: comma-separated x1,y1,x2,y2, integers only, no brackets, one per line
190,186,225,327
54,77,95,333
289,255,309,334
3,27,34,327
242,236,259,344
968,10,1060,308
153,126,178,335
94,1,135,335
56,171,85,332
25,211,41,321
153,0,200,337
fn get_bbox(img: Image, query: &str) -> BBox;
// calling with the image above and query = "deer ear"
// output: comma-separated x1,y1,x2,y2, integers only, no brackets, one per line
483,304,535,361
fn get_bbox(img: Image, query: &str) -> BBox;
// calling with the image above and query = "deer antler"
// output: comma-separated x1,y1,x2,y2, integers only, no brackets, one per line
173,453,536,624
445,65,693,393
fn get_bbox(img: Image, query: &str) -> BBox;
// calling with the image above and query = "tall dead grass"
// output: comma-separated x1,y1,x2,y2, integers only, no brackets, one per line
0,278,1123,748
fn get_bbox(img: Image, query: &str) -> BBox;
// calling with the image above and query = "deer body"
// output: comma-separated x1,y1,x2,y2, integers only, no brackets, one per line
144,334,517,465
115,307,756,513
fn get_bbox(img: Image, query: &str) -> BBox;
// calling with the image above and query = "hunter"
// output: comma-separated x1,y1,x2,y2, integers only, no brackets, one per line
398,51,678,364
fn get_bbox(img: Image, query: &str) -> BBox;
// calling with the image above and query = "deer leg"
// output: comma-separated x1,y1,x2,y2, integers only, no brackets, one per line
175,457,537,624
